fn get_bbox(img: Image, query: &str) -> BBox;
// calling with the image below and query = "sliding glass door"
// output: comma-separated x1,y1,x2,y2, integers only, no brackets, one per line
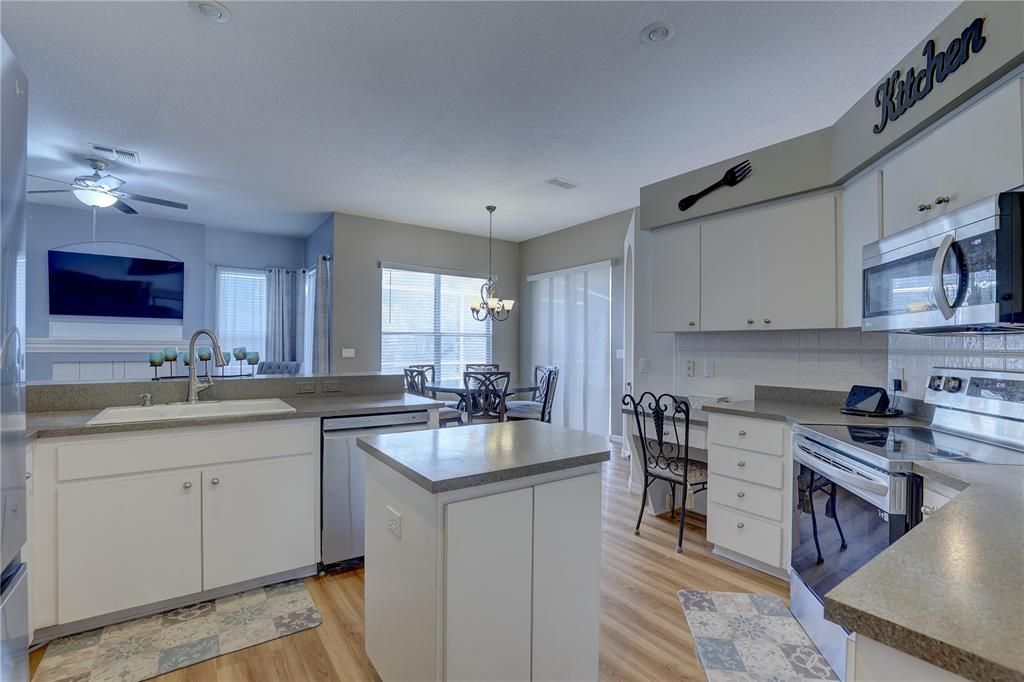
529,261,611,435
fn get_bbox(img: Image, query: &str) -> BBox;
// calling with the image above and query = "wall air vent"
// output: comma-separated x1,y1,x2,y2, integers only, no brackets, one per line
90,144,141,165
544,177,578,190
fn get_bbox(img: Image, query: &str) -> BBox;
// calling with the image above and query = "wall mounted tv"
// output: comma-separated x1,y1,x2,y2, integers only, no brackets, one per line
48,251,185,319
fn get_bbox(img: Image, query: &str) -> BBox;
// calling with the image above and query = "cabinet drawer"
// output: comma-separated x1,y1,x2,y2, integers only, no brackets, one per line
707,504,781,568
708,473,783,522
709,445,784,488
638,417,706,450
708,415,784,456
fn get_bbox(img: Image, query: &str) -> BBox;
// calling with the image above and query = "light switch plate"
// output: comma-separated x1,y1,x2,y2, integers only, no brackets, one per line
342,348,356,358
638,357,649,373
704,360,714,378
686,360,695,378
386,505,402,538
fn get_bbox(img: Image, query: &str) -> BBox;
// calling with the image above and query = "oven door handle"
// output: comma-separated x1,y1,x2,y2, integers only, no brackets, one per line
795,443,890,497
931,233,957,320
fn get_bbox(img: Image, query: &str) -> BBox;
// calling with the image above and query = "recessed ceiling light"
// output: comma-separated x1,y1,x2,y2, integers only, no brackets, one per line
190,0,231,24
642,21,675,45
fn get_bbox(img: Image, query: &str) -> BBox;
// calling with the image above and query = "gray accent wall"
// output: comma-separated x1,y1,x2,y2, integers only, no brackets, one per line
330,211,519,377
518,209,633,436
304,214,334,269
26,202,306,381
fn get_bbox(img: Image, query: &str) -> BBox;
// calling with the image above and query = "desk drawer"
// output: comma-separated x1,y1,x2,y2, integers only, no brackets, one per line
708,445,784,488
708,504,781,568
708,473,783,522
637,417,706,450
708,414,784,456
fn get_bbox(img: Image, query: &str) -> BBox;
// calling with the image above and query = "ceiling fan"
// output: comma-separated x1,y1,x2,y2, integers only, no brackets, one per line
27,158,188,214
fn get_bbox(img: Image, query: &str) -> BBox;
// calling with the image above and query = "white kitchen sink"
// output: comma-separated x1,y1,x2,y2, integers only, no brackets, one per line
86,398,296,426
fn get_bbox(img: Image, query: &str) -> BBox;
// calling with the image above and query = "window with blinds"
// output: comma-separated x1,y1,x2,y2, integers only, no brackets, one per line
380,266,492,381
216,267,268,359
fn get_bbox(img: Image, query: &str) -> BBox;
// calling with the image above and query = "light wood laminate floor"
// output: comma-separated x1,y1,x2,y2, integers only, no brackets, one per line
31,455,787,681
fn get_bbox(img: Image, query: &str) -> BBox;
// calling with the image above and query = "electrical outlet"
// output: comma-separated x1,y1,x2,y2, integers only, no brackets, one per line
342,348,356,358
321,379,341,393
386,505,402,538
615,348,625,360
296,381,315,394
686,360,695,377
889,367,905,393
704,360,714,378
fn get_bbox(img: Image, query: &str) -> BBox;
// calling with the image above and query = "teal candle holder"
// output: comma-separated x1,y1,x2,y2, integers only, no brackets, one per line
181,351,191,367
163,346,179,377
246,351,260,377
232,347,247,375
148,352,164,381
221,351,231,376
197,346,212,375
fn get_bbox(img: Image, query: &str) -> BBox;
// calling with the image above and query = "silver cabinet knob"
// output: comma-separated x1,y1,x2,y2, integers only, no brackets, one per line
736,491,745,498
737,460,747,468
25,472,31,480
935,196,951,205
746,319,755,324
211,477,220,486
918,203,932,212
738,430,747,436
688,321,696,327
921,505,937,516
736,522,745,529
763,319,771,324
182,481,192,489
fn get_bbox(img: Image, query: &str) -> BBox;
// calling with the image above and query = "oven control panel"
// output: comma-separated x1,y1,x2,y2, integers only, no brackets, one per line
925,367,1024,418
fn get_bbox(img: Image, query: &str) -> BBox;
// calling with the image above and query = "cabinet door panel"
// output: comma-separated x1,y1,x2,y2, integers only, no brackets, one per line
445,488,532,682
758,194,837,330
651,223,701,331
700,213,759,331
57,469,202,623
882,79,1024,236
841,173,883,328
533,473,601,681
202,455,317,590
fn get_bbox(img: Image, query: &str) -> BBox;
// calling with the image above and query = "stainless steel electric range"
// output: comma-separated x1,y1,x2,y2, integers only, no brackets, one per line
789,367,1024,680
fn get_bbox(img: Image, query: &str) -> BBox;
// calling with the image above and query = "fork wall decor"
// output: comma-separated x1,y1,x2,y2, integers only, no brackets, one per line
677,159,752,213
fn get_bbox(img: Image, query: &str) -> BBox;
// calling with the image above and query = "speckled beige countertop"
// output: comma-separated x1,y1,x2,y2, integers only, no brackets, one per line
824,461,1024,682
701,399,924,427
26,393,443,441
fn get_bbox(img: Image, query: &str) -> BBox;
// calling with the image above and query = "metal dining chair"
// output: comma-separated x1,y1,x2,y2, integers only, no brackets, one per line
406,364,461,409
506,365,559,423
404,368,462,427
465,363,499,372
623,392,708,553
463,371,511,423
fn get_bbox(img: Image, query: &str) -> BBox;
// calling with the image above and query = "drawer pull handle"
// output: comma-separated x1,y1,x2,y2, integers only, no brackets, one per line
211,477,221,486
688,321,696,327
737,460,747,468
736,491,745,498
25,472,31,480
763,319,771,324
738,430,747,436
182,481,192,490
736,522,745,529
918,203,932,212
746,319,755,325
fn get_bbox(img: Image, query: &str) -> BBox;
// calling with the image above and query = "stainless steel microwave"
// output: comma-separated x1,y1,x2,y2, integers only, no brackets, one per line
862,192,1024,333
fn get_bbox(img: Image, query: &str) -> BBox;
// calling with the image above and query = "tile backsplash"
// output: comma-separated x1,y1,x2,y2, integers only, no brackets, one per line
672,329,1024,404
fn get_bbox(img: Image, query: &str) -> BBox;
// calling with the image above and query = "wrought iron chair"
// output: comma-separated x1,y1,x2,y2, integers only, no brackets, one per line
465,363,499,372
506,365,559,423
463,371,511,423
623,392,708,553
406,363,462,409
404,368,462,427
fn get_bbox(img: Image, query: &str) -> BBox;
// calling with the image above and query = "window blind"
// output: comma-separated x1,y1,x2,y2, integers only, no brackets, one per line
381,266,492,381
216,267,268,359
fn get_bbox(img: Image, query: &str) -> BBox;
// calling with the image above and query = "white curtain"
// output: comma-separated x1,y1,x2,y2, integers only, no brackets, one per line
528,261,611,435
312,255,331,374
265,268,296,362
297,269,316,373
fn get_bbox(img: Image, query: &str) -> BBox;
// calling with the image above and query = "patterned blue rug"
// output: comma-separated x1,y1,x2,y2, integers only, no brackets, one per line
678,589,837,681
34,579,321,682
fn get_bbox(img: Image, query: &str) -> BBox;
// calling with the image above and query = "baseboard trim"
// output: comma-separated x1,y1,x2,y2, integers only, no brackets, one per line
31,564,317,647
711,546,790,581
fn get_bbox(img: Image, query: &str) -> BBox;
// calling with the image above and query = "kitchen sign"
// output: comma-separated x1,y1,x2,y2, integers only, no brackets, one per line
873,17,986,134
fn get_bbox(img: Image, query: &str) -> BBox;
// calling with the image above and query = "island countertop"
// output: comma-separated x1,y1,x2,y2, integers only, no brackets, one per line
357,420,610,493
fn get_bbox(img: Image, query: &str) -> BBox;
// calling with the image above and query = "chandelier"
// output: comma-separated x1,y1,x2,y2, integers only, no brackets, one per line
470,205,515,322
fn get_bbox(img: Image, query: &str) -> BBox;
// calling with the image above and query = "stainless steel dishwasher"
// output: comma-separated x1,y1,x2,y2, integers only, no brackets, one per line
321,411,431,569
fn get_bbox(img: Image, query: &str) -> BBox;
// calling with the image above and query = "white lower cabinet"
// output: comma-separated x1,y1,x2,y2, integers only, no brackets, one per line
202,456,318,590
57,469,203,624
706,414,791,574
31,420,320,632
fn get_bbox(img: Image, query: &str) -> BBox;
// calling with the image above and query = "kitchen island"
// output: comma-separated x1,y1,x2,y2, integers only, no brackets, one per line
357,420,610,682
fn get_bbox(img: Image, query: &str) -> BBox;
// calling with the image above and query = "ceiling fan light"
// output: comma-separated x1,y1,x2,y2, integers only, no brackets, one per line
72,188,117,208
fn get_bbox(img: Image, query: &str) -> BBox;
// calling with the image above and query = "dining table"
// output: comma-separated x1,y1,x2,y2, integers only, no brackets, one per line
425,383,539,402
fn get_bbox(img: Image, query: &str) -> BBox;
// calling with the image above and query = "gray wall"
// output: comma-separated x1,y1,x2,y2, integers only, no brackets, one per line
26,202,305,380
304,215,334,269
331,212,519,376
518,209,633,436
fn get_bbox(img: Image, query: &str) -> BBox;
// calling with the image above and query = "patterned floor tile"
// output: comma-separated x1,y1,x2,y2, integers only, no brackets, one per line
36,579,321,682
679,589,837,682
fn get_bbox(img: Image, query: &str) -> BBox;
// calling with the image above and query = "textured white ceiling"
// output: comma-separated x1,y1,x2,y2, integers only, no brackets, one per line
5,1,956,240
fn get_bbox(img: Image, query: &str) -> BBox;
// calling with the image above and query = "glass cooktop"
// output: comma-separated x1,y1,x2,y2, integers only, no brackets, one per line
797,424,1024,471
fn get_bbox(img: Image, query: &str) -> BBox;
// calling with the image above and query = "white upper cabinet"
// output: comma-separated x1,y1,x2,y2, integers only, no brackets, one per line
700,194,837,331
700,211,760,331
882,78,1024,236
840,172,883,328
651,222,701,332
